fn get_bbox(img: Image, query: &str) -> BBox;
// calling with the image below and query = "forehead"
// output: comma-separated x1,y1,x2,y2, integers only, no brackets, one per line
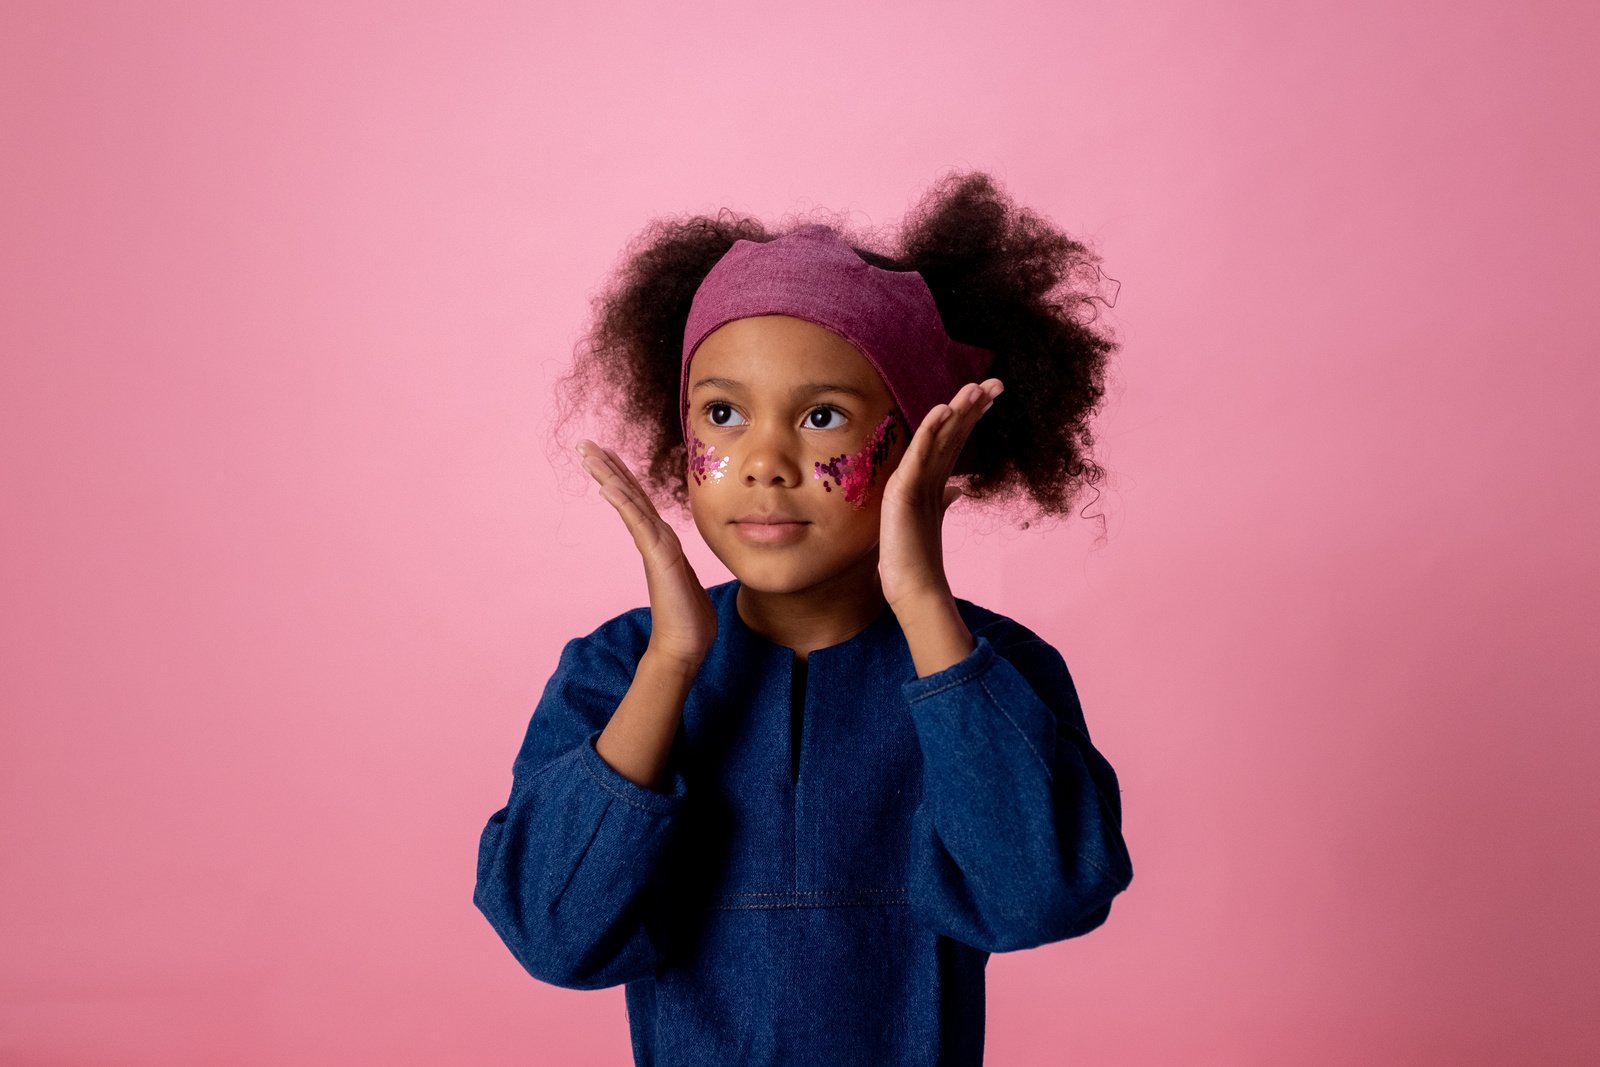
691,315,889,398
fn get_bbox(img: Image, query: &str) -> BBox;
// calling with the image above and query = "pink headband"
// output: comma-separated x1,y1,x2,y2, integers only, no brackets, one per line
679,223,995,442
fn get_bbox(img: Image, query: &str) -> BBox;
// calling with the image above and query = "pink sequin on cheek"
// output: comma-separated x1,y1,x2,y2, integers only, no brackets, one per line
688,432,728,485
812,414,898,509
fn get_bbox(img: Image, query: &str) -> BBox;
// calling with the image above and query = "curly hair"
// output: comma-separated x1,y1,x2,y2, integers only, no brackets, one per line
551,170,1120,528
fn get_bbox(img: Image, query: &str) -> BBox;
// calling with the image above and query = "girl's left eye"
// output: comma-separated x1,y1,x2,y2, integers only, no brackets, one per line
805,406,845,429
707,402,746,427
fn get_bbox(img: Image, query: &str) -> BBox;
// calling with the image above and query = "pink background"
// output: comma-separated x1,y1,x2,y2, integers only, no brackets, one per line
3,2,1596,1064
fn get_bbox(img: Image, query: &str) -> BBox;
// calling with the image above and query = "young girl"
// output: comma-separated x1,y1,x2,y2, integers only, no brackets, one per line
474,171,1132,1066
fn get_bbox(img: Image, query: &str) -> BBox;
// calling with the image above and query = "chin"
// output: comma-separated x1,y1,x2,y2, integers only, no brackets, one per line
714,543,880,599
714,554,821,595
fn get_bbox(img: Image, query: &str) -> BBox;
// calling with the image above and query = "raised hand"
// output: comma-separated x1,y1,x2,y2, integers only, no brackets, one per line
877,378,1003,614
575,440,717,669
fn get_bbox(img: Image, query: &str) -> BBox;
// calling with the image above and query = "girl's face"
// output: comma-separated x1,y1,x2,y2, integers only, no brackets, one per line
685,314,907,599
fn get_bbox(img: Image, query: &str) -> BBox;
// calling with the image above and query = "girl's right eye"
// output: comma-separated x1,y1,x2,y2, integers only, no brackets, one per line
707,402,746,427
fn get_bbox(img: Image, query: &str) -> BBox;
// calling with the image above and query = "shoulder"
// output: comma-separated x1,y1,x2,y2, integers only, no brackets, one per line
950,596,1059,657
949,596,1082,697
554,600,654,678
946,595,1090,728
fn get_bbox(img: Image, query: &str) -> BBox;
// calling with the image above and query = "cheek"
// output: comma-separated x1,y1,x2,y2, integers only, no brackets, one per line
687,431,729,486
812,414,899,509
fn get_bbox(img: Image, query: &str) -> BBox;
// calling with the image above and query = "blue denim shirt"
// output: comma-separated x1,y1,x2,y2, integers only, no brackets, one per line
475,579,1132,1065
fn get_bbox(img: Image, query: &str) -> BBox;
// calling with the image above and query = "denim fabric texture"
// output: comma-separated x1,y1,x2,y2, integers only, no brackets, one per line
475,579,1133,1066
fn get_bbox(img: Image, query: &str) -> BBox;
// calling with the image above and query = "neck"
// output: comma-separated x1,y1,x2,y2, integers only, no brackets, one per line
734,555,888,660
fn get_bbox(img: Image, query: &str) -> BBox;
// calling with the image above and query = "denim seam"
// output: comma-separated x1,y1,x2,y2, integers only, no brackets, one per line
906,641,996,701
711,890,910,911
722,888,907,897
579,744,682,815
976,674,1053,784
1072,843,1121,883
550,802,609,909
713,903,911,912
525,749,570,781
970,671,1127,886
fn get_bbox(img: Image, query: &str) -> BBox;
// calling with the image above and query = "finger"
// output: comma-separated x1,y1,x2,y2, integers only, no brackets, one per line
930,380,1001,465
597,478,672,556
576,440,620,484
585,444,663,523
592,442,641,489
891,379,1003,501
949,379,1000,426
581,450,670,552
596,479,645,527
578,444,621,490
895,403,955,491
947,379,1002,420
601,447,668,522
578,445,638,503
915,395,976,482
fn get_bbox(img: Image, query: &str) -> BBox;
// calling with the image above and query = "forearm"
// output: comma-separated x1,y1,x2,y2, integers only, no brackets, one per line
896,591,976,678
594,647,701,792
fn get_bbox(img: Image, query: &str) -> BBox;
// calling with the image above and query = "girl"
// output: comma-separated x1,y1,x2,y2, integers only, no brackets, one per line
474,171,1132,1066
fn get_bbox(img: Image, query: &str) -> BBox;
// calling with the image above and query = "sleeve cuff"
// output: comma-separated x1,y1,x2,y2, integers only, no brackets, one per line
902,632,998,703
577,728,690,815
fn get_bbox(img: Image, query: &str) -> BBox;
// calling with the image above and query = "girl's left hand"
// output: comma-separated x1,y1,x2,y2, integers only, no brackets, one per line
878,377,1003,612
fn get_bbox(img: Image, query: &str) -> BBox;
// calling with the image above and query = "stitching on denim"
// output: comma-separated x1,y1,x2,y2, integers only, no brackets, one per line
978,675,1053,783
1078,850,1123,883
579,746,680,814
712,899,910,911
723,888,907,897
907,645,994,702
550,803,609,908
526,749,570,781
711,888,910,911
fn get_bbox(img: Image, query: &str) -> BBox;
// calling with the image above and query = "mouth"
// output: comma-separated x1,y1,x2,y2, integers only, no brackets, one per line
730,516,811,545
732,514,809,525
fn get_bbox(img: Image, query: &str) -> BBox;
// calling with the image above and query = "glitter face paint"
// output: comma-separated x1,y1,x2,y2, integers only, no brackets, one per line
813,413,898,509
688,431,728,485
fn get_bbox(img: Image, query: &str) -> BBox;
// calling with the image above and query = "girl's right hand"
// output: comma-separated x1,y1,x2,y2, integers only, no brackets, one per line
575,440,717,669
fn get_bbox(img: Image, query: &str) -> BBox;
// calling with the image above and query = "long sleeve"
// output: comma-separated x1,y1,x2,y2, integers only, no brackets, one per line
902,622,1132,954
473,621,689,990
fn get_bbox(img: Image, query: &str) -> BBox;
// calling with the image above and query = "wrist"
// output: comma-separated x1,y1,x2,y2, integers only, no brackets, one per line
639,643,705,683
894,593,975,678
886,574,954,614
890,585,958,625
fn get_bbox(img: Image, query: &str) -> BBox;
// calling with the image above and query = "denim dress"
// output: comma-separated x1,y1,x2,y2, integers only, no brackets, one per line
474,579,1132,1066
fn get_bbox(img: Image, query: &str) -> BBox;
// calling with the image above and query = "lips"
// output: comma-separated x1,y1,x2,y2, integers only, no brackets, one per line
730,513,811,545
732,513,809,525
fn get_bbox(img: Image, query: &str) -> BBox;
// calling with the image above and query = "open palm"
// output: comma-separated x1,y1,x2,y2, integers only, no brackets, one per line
575,440,717,667
878,379,1003,610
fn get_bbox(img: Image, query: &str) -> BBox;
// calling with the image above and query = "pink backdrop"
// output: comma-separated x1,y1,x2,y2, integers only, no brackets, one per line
3,2,1597,1064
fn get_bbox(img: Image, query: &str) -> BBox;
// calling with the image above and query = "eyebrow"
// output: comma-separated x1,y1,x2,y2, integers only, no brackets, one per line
690,376,871,401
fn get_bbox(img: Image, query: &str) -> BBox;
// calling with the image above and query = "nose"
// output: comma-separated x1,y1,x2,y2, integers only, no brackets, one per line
739,426,804,488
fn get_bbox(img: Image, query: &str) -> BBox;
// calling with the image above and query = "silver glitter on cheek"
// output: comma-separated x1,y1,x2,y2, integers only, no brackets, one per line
688,432,728,485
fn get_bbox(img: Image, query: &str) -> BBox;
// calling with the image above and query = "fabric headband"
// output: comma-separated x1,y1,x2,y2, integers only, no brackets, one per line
679,223,995,444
